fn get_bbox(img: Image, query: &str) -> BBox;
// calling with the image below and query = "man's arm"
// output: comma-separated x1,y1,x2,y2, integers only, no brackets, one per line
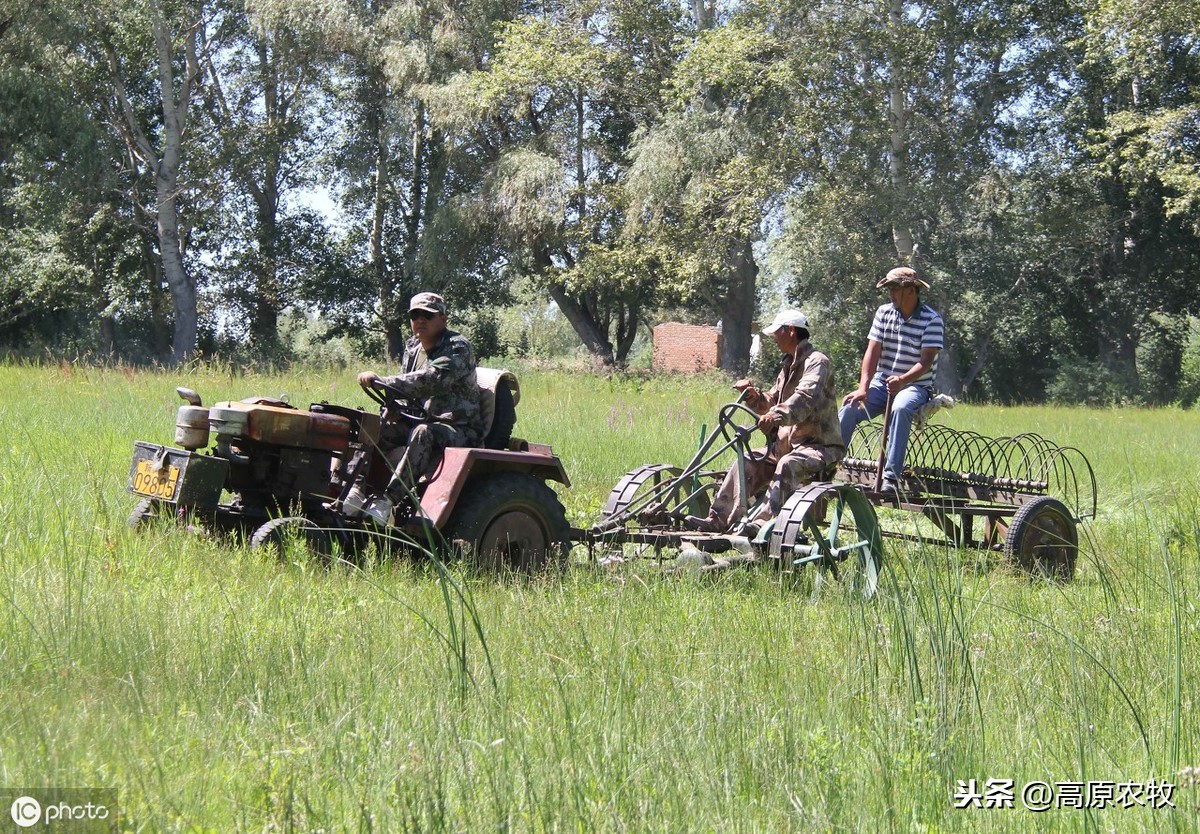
841,340,881,407
760,353,829,430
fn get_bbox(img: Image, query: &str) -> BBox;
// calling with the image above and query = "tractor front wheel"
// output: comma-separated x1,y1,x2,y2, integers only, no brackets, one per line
445,472,571,573
250,516,333,562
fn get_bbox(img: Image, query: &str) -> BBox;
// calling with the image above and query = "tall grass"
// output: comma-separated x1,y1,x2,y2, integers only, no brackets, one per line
0,362,1197,830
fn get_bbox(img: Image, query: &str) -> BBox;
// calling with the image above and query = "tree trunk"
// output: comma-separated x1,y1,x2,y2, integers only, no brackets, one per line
143,235,172,359
249,38,281,349
613,304,638,366
536,243,615,366
718,237,757,375
887,0,915,259
548,282,617,368
150,0,198,364
958,332,991,397
936,338,962,397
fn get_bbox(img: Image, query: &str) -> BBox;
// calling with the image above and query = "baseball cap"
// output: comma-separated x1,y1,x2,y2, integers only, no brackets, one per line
408,292,447,315
762,309,810,335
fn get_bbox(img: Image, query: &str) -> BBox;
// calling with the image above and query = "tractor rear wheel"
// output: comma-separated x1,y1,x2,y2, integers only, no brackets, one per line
445,472,570,573
1004,496,1078,580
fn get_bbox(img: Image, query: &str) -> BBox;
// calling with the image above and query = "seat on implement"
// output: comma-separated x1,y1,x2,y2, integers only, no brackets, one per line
476,368,519,450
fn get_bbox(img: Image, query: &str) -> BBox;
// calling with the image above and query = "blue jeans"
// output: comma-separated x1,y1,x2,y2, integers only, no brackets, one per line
838,382,931,483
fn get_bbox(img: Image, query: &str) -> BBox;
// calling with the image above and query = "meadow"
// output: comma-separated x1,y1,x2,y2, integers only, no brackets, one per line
1,360,1198,832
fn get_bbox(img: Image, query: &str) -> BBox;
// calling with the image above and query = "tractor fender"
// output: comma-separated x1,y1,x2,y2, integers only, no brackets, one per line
420,447,570,529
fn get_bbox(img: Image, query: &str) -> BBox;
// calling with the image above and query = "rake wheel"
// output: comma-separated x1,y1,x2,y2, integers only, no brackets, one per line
1004,495,1078,580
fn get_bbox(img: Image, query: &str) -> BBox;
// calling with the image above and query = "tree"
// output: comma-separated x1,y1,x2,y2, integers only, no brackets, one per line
0,0,175,358
202,0,332,354
428,0,683,368
96,0,206,363
759,0,1088,397
626,18,800,373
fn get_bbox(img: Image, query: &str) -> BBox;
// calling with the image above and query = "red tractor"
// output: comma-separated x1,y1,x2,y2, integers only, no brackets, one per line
127,370,573,571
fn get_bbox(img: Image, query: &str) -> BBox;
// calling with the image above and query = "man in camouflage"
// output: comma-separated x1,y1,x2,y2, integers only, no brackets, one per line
350,291,483,525
685,309,845,533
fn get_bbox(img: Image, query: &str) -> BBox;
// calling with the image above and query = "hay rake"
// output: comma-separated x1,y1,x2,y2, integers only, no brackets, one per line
838,419,1097,578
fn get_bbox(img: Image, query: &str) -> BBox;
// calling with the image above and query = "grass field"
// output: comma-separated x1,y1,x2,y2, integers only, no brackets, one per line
1,360,1198,831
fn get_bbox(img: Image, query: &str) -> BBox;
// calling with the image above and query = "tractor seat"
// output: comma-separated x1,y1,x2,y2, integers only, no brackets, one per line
476,368,520,450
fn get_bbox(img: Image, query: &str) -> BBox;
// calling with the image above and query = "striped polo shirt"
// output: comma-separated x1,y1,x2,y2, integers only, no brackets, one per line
868,301,944,388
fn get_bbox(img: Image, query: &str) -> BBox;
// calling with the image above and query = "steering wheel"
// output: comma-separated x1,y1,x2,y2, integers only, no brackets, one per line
361,378,431,424
714,398,776,463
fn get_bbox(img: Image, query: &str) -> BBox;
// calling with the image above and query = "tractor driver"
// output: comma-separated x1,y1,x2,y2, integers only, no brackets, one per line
348,291,484,525
684,309,845,534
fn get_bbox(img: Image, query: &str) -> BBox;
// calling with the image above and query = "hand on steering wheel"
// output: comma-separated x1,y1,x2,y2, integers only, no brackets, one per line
359,375,430,423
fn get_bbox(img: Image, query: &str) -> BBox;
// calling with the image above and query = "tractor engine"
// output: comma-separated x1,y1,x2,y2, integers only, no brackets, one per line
184,399,352,513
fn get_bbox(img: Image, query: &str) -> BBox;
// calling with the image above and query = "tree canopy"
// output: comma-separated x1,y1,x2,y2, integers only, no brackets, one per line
1,0,1198,402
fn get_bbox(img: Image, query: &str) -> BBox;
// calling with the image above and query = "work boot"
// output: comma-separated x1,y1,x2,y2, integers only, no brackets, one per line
683,514,723,533
740,504,775,538
363,494,394,527
341,483,370,518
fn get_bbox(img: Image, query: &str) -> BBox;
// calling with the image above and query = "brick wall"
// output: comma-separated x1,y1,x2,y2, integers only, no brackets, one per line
652,322,722,372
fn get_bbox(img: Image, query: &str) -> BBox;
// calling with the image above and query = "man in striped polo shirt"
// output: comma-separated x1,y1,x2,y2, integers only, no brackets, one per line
838,266,944,494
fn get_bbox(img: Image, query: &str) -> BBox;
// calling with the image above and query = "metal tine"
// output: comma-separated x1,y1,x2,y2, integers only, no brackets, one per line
976,433,1009,480
1054,445,1098,519
1011,433,1056,483
952,429,985,475
1000,433,1035,481
1017,436,1056,482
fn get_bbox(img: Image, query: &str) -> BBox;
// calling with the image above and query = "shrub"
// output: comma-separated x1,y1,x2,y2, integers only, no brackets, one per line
1046,357,1128,406
1135,312,1187,405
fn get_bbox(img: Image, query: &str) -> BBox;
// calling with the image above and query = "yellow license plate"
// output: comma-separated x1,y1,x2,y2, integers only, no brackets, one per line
132,458,181,500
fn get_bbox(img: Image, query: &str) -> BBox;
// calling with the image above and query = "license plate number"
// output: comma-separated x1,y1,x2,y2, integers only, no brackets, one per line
132,458,180,500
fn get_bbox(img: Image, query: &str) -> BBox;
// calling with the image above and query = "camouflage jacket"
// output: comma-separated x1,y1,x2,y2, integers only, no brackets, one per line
758,340,844,454
381,328,483,442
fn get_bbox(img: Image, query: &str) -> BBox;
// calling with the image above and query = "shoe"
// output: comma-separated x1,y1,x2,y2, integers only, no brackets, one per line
879,479,900,498
683,514,723,533
362,494,394,526
342,484,369,518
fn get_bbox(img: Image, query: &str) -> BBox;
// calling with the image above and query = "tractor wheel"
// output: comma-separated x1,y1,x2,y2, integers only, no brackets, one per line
128,497,176,529
770,483,883,600
250,516,332,561
1004,496,1078,580
445,472,570,573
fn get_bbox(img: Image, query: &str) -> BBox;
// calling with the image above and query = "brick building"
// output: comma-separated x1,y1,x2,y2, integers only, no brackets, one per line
652,322,722,372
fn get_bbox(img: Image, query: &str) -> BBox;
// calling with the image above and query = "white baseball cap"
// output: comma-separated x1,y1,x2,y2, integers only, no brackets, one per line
762,309,810,335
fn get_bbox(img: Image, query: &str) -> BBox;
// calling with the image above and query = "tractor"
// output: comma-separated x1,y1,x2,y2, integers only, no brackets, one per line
126,369,573,571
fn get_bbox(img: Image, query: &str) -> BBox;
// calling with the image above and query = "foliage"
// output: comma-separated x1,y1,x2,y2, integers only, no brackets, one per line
1175,316,1200,408
2,0,1200,396
1046,356,1129,407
